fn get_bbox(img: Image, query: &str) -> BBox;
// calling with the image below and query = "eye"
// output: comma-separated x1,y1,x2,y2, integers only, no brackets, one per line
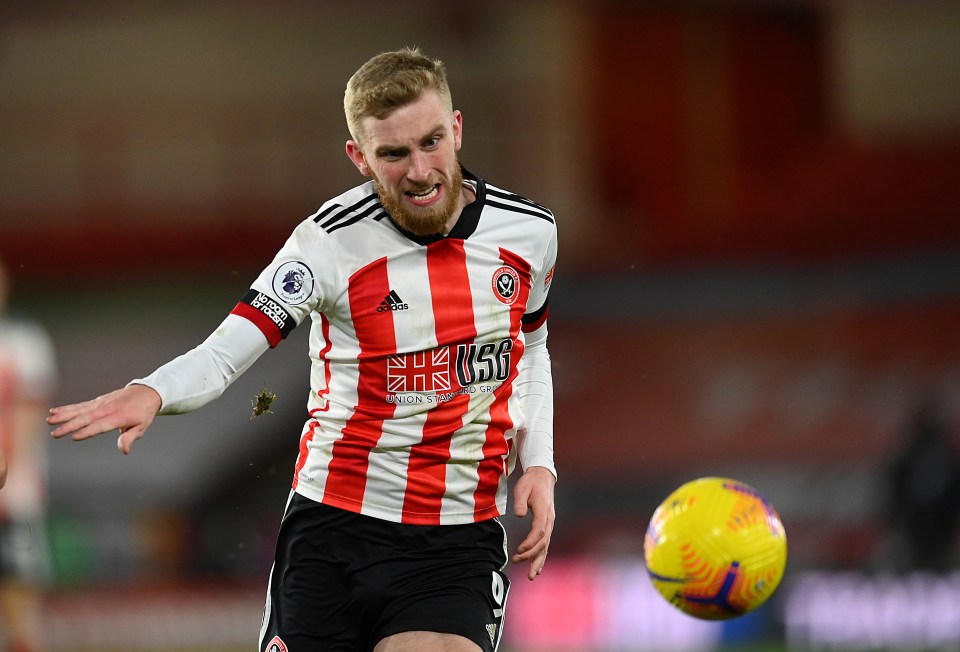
375,146,409,161
423,135,441,150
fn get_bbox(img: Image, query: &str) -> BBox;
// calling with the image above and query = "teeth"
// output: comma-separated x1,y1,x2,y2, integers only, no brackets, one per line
409,185,439,201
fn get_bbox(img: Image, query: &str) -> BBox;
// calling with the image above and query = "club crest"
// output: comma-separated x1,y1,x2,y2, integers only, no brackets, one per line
264,636,288,652
492,266,520,305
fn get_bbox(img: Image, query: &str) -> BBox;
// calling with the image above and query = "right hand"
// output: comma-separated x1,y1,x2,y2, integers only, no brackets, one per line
48,384,162,455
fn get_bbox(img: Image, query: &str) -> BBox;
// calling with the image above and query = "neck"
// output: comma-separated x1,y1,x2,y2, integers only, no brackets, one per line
442,181,476,234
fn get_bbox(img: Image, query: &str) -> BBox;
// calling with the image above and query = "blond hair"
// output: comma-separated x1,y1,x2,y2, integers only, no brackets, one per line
344,47,452,143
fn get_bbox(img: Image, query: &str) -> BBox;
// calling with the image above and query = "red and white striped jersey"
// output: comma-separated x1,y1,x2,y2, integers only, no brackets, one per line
232,168,557,525
0,318,56,521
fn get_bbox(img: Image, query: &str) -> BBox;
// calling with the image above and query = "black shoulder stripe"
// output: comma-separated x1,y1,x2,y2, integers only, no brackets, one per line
486,188,554,219
486,199,555,224
313,202,344,222
314,192,380,231
326,201,386,234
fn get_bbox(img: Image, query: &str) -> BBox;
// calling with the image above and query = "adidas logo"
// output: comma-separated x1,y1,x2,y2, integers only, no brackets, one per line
377,290,409,312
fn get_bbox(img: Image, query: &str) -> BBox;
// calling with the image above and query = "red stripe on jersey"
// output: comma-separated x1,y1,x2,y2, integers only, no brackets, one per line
473,380,513,519
310,312,333,415
322,257,397,510
498,248,532,326
292,419,319,489
473,248,533,517
401,240,476,524
231,302,283,348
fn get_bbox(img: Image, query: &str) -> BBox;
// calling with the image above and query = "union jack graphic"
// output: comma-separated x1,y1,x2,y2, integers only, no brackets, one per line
387,348,452,393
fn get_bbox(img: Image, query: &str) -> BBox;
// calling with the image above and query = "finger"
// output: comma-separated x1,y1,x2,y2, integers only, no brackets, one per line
50,412,99,439
49,422,75,438
514,537,550,581
513,484,531,518
513,514,555,573
512,524,549,561
47,399,102,425
513,499,529,518
53,404,127,441
515,499,552,548
48,391,120,428
117,426,145,455
527,547,549,581
50,403,107,438
47,409,70,426
67,420,120,442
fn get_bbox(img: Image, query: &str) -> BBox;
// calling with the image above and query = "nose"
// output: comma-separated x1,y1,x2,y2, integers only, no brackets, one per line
407,151,431,183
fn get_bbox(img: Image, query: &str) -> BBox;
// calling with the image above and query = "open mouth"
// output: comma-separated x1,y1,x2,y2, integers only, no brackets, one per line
405,183,441,205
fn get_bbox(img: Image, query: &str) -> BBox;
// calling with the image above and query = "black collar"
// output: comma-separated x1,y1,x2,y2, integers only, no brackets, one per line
390,165,485,245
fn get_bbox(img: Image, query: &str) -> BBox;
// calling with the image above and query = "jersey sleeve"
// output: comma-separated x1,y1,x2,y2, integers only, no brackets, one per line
517,221,558,476
230,219,334,347
521,224,558,334
131,217,335,414
515,321,555,478
131,314,269,414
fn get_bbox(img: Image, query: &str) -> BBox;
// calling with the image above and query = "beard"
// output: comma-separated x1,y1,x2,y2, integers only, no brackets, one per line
373,164,464,236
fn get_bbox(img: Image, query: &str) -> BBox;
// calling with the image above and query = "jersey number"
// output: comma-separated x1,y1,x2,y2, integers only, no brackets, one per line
491,571,507,619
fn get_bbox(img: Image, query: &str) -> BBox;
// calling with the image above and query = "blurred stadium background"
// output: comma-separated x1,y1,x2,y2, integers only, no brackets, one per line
2,1,960,650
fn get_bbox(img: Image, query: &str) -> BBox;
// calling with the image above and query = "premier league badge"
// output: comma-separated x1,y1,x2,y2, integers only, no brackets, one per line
272,261,314,305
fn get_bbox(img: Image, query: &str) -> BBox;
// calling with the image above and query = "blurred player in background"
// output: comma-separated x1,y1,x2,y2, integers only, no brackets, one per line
0,258,57,652
49,47,557,652
885,400,960,572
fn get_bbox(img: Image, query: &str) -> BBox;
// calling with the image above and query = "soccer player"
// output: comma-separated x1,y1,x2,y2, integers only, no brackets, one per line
1,258,58,652
49,47,557,652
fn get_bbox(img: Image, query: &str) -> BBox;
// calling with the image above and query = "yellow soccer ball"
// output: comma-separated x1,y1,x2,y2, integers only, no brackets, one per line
644,477,787,620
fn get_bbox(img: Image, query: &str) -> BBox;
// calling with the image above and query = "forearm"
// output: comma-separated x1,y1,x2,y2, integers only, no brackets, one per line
516,324,556,478
131,314,269,414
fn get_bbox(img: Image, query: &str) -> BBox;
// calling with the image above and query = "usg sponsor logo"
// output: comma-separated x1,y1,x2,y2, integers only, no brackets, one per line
384,339,513,401
455,339,512,386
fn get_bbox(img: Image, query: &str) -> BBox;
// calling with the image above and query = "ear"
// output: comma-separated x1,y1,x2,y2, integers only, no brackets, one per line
452,110,463,152
345,140,371,176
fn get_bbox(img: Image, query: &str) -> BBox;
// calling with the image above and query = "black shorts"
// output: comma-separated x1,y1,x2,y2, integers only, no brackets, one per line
259,493,510,652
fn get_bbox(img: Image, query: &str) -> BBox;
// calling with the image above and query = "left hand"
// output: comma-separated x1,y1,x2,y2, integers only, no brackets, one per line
511,465,556,581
